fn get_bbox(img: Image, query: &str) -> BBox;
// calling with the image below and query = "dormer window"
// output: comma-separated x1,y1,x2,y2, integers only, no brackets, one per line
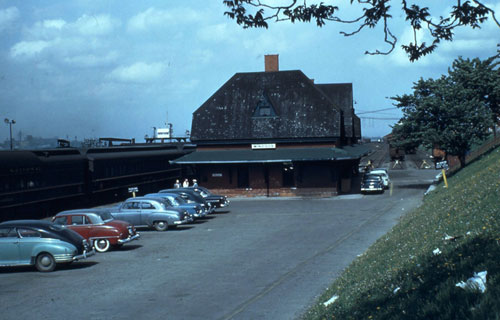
253,93,277,118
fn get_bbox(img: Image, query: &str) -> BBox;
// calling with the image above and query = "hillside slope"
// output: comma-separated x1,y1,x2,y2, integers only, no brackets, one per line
304,147,500,320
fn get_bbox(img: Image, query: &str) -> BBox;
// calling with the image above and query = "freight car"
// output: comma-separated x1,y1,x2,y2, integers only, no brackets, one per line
0,143,194,222
389,145,405,161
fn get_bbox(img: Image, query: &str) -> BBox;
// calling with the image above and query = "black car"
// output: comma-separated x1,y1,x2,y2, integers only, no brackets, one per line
159,189,215,214
0,220,95,272
360,174,384,194
184,186,230,209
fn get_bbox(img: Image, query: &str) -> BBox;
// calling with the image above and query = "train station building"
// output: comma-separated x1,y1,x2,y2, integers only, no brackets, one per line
173,55,369,197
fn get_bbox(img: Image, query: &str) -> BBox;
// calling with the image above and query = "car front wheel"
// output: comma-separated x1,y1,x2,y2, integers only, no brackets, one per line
94,239,111,253
35,252,56,272
154,221,168,231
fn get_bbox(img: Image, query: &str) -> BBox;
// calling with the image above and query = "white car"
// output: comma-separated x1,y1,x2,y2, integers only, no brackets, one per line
369,169,391,189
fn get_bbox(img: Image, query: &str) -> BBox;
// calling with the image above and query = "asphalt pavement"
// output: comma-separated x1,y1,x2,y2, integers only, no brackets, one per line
0,167,438,320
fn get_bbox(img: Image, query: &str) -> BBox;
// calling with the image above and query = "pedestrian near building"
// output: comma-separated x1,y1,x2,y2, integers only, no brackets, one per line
182,178,189,188
192,179,198,187
174,179,181,188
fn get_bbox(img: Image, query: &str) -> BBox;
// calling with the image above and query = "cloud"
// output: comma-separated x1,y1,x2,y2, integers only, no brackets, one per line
9,13,121,64
10,40,51,58
197,23,238,43
0,6,19,32
127,7,201,32
73,14,120,36
107,61,167,83
42,19,66,30
63,51,119,67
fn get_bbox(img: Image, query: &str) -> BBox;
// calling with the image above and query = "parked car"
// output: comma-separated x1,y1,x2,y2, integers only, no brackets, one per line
361,174,385,194
52,209,140,253
369,169,391,189
184,186,230,209
145,193,206,219
0,220,94,272
109,197,193,231
159,189,215,214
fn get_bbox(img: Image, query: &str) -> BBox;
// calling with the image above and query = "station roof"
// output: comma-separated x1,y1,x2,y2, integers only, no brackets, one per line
171,145,371,164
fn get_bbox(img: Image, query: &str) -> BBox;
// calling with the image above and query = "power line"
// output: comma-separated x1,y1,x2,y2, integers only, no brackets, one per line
356,107,398,115
360,116,400,120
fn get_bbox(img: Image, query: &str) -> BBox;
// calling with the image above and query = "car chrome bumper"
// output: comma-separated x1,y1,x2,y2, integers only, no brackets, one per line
73,249,96,261
174,217,193,225
361,188,383,192
117,233,140,244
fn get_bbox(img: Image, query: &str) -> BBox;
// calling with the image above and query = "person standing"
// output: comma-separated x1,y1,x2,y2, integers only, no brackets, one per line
174,179,181,188
192,179,198,187
182,178,189,188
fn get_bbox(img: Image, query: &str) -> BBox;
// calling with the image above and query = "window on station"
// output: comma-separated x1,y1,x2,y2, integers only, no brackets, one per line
252,93,277,118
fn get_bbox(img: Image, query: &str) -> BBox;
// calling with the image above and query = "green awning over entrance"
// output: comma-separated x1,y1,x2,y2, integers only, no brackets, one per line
171,145,371,164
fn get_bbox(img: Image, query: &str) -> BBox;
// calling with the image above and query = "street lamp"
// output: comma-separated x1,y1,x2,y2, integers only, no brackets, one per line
4,118,15,150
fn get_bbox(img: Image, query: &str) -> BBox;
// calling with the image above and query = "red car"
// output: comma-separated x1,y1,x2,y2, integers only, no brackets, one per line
52,209,140,252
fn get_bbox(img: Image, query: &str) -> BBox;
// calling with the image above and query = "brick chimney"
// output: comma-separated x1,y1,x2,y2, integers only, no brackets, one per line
264,54,279,72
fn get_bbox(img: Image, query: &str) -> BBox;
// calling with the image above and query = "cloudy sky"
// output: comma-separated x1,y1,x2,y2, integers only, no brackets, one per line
0,0,498,143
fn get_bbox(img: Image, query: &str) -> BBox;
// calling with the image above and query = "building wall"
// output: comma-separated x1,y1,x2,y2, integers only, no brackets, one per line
191,159,361,196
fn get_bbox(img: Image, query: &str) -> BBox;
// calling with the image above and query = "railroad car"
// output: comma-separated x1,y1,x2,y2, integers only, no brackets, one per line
0,149,87,221
0,143,194,222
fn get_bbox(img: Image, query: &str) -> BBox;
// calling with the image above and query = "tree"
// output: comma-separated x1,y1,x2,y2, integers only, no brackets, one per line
390,118,421,153
447,55,500,136
392,57,497,167
223,0,500,61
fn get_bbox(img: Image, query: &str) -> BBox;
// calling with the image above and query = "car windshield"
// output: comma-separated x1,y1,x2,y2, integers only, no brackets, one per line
167,196,180,206
198,186,212,195
364,175,382,181
91,214,105,224
199,190,209,197
160,202,169,210
97,211,114,222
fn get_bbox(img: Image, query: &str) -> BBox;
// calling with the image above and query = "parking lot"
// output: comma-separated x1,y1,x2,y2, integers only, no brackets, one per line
0,168,437,320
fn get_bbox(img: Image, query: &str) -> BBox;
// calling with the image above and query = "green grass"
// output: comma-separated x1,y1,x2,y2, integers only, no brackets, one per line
303,147,500,320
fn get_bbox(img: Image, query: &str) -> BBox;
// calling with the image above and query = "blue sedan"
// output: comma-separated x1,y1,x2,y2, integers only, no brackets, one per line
0,220,95,272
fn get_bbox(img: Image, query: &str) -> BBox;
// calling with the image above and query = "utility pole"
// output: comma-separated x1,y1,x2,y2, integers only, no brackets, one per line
4,118,15,150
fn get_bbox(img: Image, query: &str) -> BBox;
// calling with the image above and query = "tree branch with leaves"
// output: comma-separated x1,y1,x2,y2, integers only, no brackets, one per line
223,0,499,61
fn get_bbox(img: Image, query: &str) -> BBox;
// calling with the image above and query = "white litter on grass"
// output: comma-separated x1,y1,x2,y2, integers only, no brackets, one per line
456,271,488,293
425,185,436,195
433,248,442,255
393,287,401,294
323,295,339,307
444,234,454,241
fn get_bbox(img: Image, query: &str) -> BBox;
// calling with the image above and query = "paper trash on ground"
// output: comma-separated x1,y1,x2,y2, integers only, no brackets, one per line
323,295,339,307
456,271,487,293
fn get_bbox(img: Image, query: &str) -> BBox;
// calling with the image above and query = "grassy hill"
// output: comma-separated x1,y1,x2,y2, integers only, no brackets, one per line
303,147,500,320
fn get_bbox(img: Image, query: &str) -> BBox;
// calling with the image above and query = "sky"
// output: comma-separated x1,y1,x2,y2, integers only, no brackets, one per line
0,0,499,143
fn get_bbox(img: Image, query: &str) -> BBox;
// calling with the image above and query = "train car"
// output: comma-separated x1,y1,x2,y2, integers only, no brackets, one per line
385,134,405,161
0,149,87,221
85,143,195,203
389,145,405,161
0,143,195,222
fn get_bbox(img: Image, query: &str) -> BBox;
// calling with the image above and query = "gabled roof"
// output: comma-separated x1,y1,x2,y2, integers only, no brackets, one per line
191,70,344,143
